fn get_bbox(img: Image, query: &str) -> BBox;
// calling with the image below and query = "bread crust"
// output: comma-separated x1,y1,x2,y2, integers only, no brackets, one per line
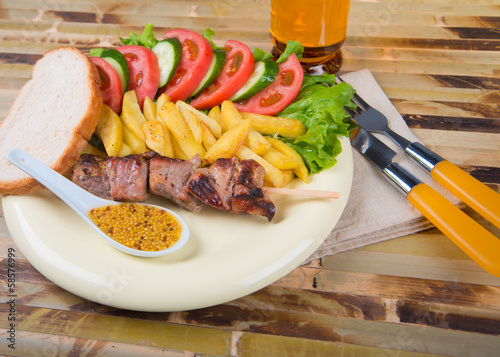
0,47,103,195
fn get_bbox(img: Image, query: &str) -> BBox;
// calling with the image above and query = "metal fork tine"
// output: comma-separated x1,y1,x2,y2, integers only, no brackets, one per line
337,75,370,112
343,106,357,117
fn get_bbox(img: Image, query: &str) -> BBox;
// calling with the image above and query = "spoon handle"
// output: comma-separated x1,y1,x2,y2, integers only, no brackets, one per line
6,148,104,215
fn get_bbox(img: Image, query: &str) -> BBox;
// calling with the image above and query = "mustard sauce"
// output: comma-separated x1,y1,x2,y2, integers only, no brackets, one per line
89,203,182,251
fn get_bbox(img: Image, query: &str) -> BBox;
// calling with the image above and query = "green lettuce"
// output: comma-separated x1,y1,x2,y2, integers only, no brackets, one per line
276,41,303,63
278,81,357,174
120,23,158,49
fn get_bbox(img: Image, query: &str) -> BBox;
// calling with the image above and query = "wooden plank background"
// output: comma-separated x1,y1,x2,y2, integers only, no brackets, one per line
1,0,499,356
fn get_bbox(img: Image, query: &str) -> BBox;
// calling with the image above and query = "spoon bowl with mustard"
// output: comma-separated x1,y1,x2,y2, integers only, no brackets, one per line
6,148,190,258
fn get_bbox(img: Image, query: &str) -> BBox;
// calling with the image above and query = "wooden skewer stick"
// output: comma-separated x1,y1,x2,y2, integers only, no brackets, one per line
264,187,340,199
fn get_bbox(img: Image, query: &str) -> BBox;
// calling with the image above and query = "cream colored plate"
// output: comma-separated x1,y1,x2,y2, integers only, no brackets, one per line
3,137,352,312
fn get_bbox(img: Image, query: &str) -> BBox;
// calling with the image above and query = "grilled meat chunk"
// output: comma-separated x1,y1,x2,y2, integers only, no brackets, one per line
231,159,275,221
149,154,203,212
187,157,237,212
72,153,149,202
187,157,275,220
105,154,149,202
72,154,111,200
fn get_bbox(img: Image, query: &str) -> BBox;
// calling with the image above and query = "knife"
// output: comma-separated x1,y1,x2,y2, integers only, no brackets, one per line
350,126,500,277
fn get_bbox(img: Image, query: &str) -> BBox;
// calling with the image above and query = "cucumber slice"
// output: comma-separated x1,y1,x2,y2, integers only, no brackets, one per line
152,38,182,87
190,49,226,97
92,48,130,95
229,60,279,101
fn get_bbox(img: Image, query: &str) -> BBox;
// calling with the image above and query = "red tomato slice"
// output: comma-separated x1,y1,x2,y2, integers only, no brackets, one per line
117,45,160,110
89,56,123,114
234,53,303,116
190,40,254,110
158,29,213,102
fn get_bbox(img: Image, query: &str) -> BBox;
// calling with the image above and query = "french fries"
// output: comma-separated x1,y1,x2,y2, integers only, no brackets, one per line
221,101,271,155
142,120,166,156
262,147,299,170
265,137,309,183
240,112,306,139
121,90,147,141
205,120,251,164
176,100,222,138
236,145,287,188
142,97,157,122
158,102,206,159
122,124,148,154
96,104,123,157
94,92,311,188
177,103,203,144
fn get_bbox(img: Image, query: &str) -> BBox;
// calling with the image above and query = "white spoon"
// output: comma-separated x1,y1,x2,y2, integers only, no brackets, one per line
6,148,190,258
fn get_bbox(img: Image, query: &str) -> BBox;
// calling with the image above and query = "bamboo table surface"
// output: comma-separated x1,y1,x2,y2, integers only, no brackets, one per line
1,0,500,356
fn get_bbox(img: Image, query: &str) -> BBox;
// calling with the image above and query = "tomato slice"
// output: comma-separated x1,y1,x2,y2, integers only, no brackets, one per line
234,53,303,116
158,29,213,102
117,45,160,110
190,40,254,110
89,56,123,114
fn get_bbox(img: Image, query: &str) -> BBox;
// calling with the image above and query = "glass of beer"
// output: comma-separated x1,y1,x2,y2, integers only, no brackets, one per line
270,0,351,74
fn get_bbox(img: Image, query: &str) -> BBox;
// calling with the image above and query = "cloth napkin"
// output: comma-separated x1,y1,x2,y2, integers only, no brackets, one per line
304,69,461,263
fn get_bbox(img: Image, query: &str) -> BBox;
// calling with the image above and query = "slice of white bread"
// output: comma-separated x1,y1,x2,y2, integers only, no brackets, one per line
0,47,103,194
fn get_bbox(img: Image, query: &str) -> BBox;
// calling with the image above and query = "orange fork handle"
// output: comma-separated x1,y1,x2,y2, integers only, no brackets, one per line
431,160,500,229
408,183,500,277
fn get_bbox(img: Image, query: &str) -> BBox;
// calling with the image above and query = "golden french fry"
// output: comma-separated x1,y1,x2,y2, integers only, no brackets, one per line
171,136,189,160
262,147,299,170
265,137,309,183
156,93,171,114
205,120,251,164
121,90,147,141
236,145,287,188
241,112,306,139
200,121,217,150
177,104,203,144
81,143,107,158
142,120,166,155
117,142,133,157
176,101,222,138
281,169,296,186
122,124,148,154
143,97,157,122
162,124,174,158
220,100,242,128
221,101,270,155
96,104,123,157
158,102,206,159
208,106,226,133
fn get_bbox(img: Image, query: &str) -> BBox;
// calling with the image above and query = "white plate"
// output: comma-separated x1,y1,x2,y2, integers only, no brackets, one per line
2,137,352,311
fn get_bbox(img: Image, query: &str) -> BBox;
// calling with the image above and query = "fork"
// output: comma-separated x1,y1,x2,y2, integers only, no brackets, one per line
338,76,500,229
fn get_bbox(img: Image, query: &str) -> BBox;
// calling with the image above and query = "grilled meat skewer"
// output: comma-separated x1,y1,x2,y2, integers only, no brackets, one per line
72,152,275,221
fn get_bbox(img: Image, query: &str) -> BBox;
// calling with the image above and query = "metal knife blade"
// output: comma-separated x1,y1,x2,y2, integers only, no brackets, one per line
350,127,420,194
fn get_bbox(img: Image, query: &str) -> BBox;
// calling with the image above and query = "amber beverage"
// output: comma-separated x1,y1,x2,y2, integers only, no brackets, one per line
270,0,351,74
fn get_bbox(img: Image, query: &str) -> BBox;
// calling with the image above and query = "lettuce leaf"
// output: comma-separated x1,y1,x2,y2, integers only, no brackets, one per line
252,47,273,61
120,23,158,49
278,82,357,174
203,28,219,50
276,41,304,63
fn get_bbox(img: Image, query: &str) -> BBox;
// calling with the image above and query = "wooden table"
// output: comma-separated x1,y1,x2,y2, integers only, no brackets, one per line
1,0,499,356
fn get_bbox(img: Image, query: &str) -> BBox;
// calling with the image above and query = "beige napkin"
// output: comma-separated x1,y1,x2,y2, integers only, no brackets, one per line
305,69,461,263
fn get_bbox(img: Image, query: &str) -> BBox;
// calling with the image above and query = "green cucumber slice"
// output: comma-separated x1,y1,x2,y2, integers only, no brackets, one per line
190,49,226,97
91,48,130,95
229,60,279,101
152,38,182,87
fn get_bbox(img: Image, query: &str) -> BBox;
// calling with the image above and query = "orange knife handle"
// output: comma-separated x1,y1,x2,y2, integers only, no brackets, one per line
408,183,500,277
431,160,500,229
